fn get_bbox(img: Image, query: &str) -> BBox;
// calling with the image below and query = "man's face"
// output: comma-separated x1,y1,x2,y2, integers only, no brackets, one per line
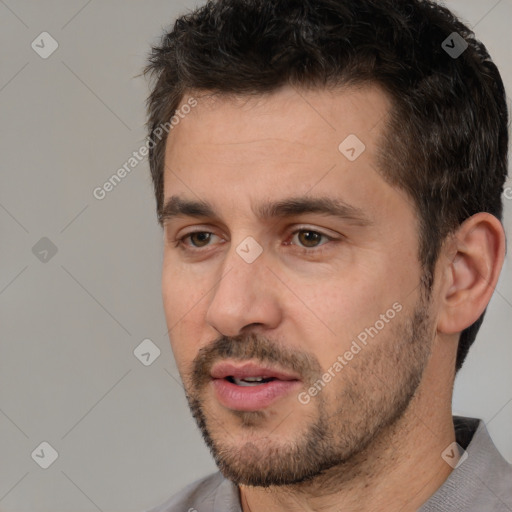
161,85,436,486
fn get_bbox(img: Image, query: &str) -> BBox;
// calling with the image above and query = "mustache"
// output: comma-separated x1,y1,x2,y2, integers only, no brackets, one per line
189,331,322,389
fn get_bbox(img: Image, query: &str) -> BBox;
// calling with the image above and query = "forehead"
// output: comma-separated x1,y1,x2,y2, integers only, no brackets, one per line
166,84,390,156
162,85,402,222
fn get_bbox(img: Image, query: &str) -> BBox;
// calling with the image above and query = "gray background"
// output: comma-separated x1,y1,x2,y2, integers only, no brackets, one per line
0,1,511,511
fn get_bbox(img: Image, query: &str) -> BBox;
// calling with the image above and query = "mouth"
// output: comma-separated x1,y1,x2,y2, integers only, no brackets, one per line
224,375,278,386
209,361,302,411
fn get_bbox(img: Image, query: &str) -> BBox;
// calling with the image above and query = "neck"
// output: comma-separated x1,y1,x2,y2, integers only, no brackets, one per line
239,356,456,512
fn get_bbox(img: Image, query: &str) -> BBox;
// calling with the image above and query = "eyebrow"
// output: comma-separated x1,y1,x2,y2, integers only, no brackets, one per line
159,194,373,228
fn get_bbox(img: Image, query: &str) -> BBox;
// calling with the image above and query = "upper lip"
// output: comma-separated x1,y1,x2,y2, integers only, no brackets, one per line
210,361,301,381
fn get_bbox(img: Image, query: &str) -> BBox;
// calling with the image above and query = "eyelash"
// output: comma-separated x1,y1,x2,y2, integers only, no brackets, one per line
172,228,338,254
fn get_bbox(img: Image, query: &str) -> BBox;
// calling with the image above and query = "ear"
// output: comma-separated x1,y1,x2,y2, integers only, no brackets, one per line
437,213,506,334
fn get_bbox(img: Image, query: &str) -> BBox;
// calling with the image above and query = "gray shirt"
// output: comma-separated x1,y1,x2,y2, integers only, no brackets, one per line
147,417,512,512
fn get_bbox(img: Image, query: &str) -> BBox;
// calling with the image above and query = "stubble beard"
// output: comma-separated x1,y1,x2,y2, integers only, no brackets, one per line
183,290,434,487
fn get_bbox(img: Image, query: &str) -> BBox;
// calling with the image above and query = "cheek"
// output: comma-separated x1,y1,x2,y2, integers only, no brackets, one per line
290,260,411,360
161,255,210,318
161,260,210,365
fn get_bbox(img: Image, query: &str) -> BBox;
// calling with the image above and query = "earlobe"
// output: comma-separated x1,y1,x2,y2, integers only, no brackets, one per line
437,213,506,335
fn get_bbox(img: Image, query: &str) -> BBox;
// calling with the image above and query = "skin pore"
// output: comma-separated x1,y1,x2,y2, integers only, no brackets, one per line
159,84,505,512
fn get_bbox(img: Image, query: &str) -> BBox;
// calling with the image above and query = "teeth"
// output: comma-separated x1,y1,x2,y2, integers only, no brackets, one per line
233,377,267,386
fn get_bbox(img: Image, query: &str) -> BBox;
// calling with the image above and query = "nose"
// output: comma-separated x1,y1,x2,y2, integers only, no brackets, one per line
205,242,282,337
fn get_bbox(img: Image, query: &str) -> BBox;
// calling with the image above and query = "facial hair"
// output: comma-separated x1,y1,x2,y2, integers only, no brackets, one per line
181,290,434,487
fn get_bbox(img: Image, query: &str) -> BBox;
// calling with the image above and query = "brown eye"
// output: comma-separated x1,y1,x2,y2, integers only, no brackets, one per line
297,231,323,247
188,232,213,247
291,229,331,249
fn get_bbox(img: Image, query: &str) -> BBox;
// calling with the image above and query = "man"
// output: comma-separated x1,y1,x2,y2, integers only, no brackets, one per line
143,0,511,510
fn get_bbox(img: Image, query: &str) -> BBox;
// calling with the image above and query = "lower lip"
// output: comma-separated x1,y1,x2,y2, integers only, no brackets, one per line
211,378,301,411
